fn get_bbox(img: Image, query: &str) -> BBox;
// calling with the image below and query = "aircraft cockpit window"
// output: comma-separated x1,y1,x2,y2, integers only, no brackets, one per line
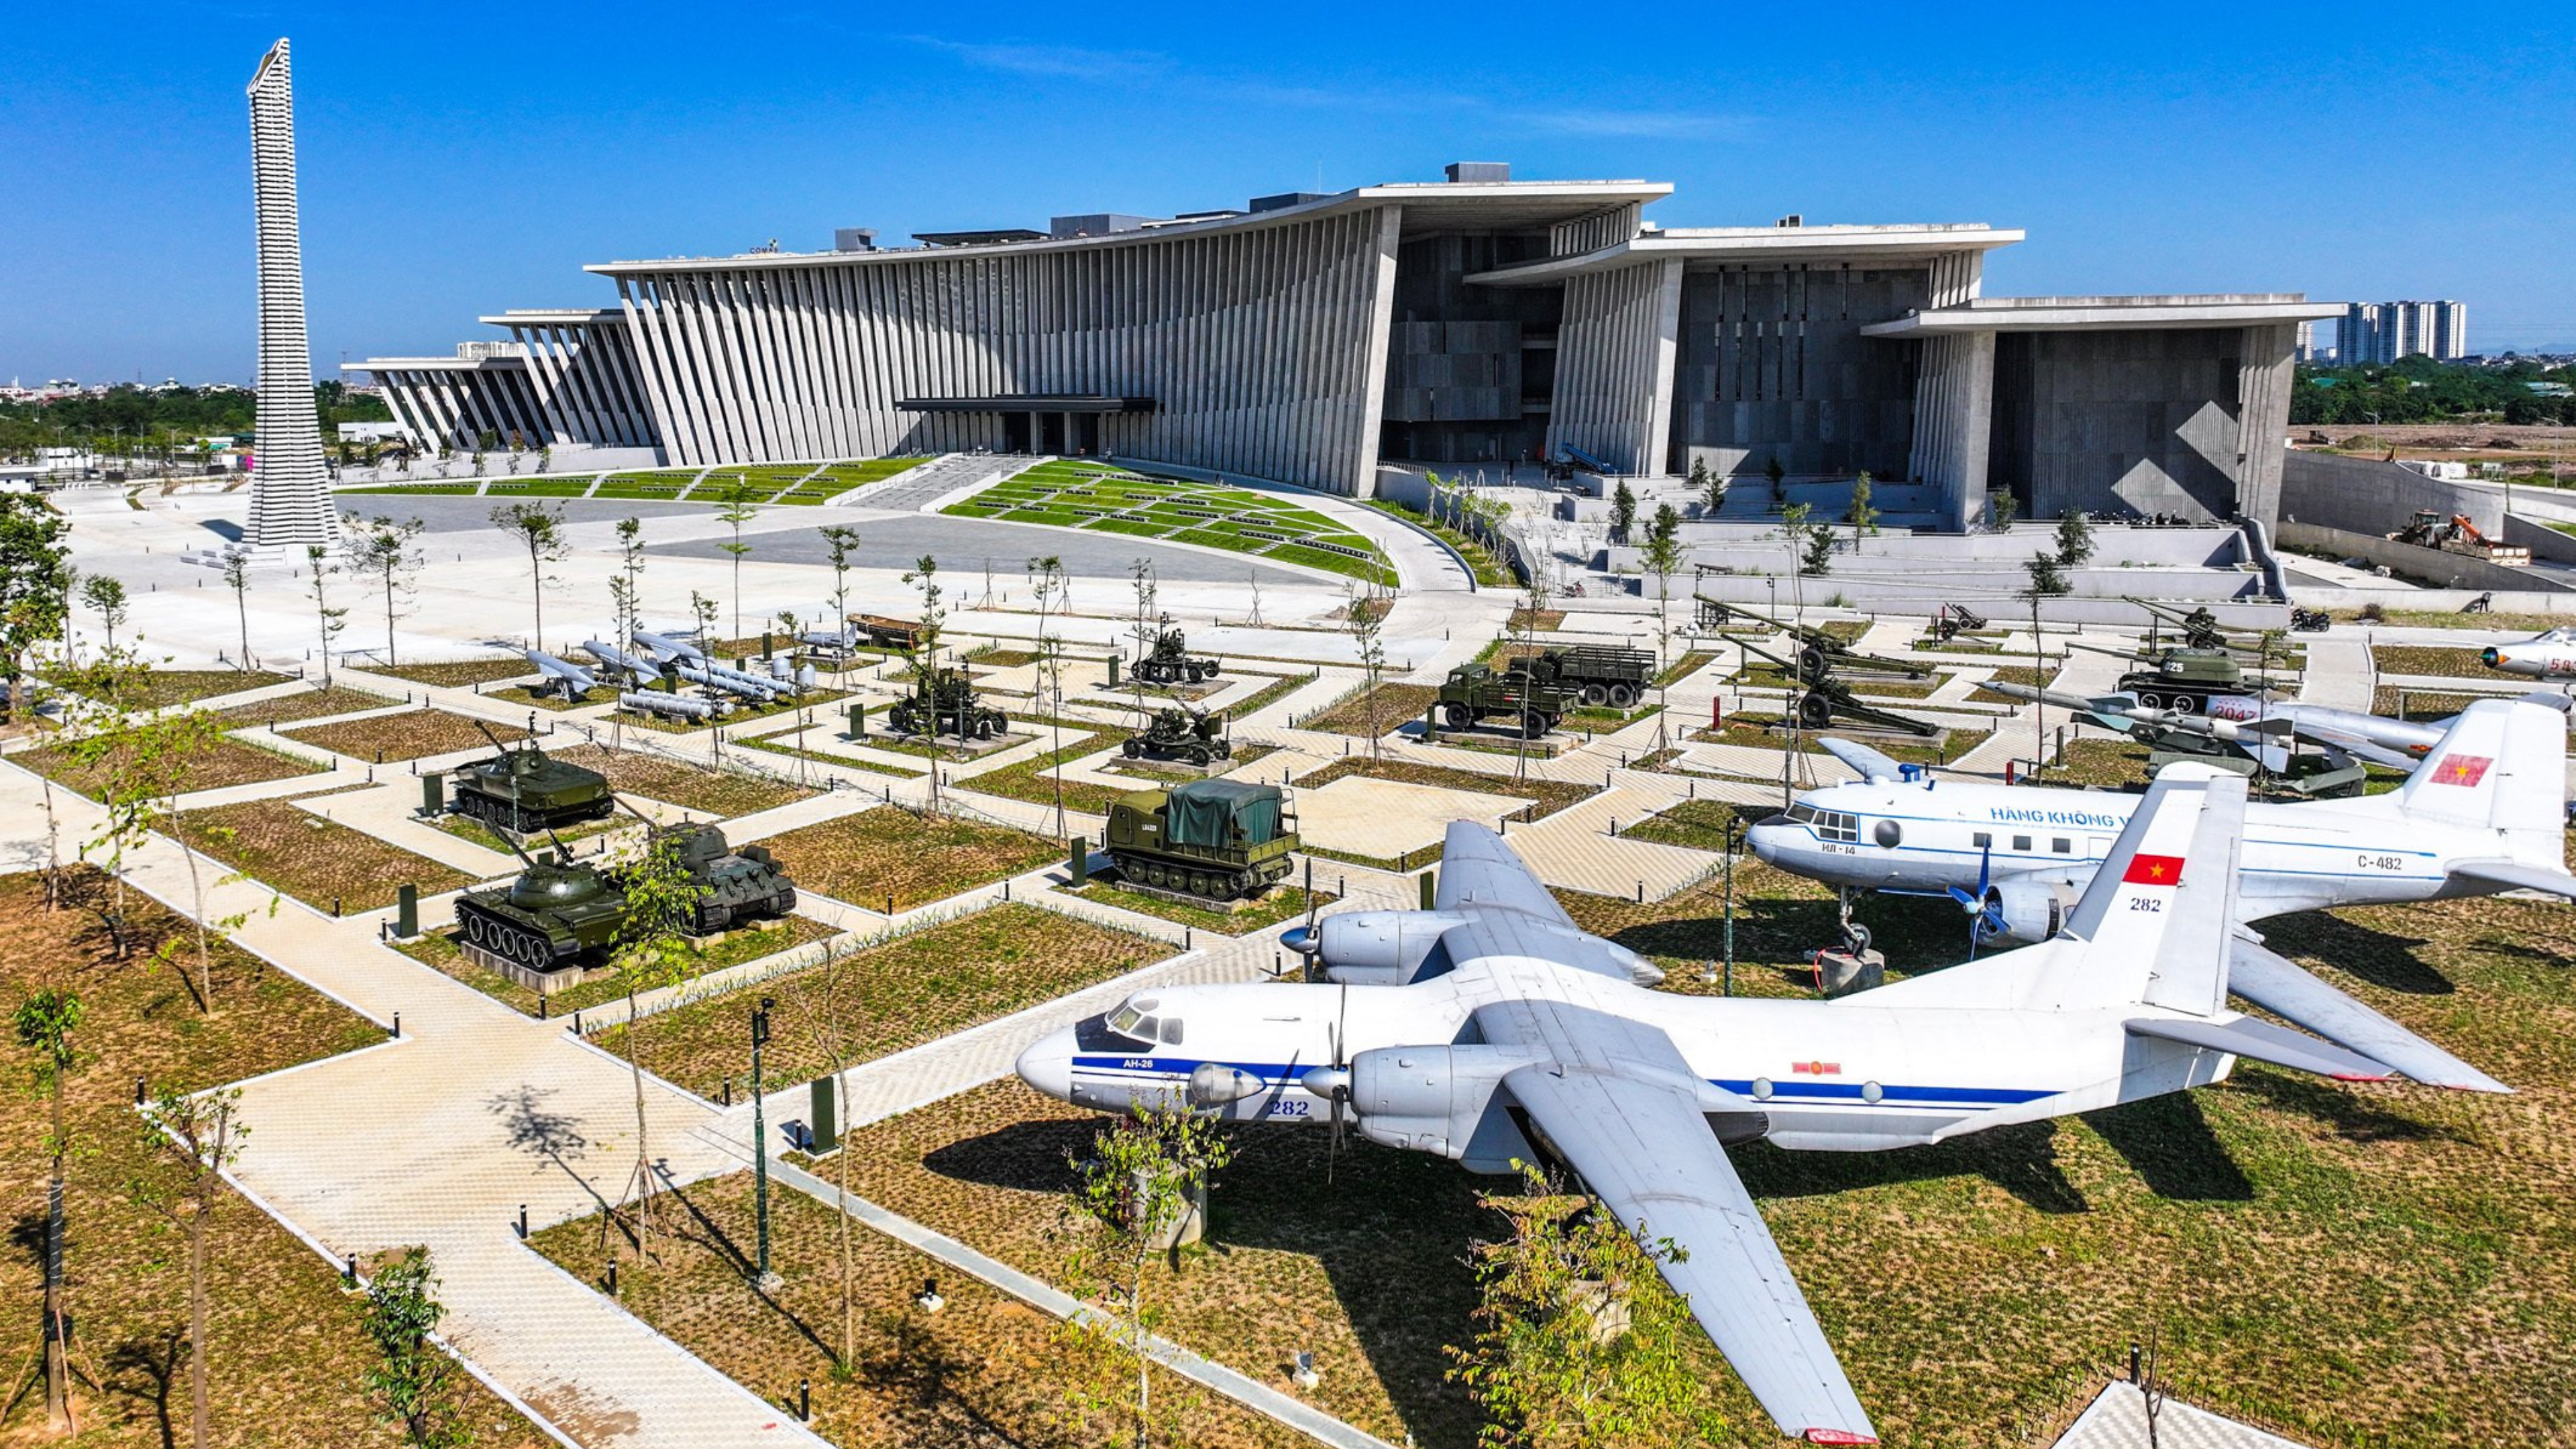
1158,1018,1185,1045
1107,997,1161,1040
1786,802,1819,825
1815,810,1859,843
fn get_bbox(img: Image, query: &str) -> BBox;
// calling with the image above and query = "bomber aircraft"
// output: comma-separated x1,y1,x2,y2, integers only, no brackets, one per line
1018,773,2491,1442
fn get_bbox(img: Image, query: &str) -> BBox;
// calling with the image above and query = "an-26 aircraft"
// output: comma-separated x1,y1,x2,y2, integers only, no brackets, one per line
1748,699,2572,1092
1018,771,2493,1443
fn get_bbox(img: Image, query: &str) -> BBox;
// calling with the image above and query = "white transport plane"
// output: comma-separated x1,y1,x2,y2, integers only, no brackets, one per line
1016,776,2498,1444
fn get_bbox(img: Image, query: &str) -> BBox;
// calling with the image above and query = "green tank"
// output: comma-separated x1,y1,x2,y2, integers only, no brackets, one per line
889,667,1008,739
1104,779,1298,901
1124,706,1232,765
450,720,615,835
2078,643,2249,714
452,822,799,973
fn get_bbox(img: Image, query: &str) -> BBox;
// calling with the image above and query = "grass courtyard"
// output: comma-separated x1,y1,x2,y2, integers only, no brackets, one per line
941,460,1395,584
339,455,926,506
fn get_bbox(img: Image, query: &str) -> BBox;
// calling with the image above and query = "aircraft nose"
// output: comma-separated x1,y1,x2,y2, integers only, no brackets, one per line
1746,815,1790,864
2483,647,2504,669
1015,1027,1078,1103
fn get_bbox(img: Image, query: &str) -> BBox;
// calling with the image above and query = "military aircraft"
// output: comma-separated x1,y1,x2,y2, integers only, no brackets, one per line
1018,773,2487,1443
521,649,598,701
2481,624,2576,681
1983,680,2569,773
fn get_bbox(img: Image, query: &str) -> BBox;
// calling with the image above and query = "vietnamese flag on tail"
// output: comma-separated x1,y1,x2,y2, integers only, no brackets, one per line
2123,853,2186,885
2428,754,2492,788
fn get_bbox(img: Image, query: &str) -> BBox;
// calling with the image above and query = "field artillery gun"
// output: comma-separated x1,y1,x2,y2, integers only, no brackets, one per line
887,666,1010,740
1133,622,1222,686
449,720,616,836
1927,603,1988,645
451,810,799,981
1694,596,1931,683
1739,638,1939,737
1505,643,1653,708
1104,779,1299,902
1124,704,1233,765
1436,661,1574,739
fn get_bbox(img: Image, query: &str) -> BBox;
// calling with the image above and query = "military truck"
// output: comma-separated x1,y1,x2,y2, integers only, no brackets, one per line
1507,643,1654,708
1134,624,1220,685
452,821,798,973
1124,706,1232,765
1104,779,1297,901
449,721,615,835
1436,663,1573,737
888,667,1010,739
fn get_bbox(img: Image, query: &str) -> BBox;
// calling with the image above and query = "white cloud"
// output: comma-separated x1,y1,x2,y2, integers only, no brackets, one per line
902,36,1168,81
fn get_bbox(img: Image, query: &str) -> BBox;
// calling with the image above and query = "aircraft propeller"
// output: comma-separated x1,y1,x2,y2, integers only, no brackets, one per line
1945,845,2007,958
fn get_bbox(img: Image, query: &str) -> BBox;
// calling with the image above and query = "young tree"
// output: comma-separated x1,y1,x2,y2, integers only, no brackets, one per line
902,556,947,808
2023,552,2072,597
2054,508,2095,569
712,474,760,640
304,545,347,687
0,495,72,720
780,934,863,1369
1990,490,2019,530
1061,1099,1233,1449
80,575,129,654
1126,559,1159,718
1640,505,1685,753
614,517,646,651
360,1247,472,1448
343,515,425,666
15,988,83,1435
1764,454,1786,492
133,1086,248,1449
818,525,861,635
1691,456,1723,515
488,500,566,649
1026,555,1071,836
219,549,255,671
604,828,708,1260
1609,480,1638,546
1446,1163,1727,1449
1800,523,1835,578
1846,471,1879,553
1344,580,1389,761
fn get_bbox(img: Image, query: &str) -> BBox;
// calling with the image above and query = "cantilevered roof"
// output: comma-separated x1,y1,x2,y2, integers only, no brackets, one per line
476,309,626,327
584,178,1672,277
344,356,526,372
1466,223,2023,286
1859,294,2345,335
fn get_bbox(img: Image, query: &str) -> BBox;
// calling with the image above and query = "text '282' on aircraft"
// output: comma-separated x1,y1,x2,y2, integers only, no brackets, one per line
1015,769,2496,1443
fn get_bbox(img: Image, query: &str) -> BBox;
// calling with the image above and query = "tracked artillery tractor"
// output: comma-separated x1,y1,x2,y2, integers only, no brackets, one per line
449,720,616,836
1134,623,1221,686
888,666,1010,739
1740,639,1939,737
1125,706,1233,765
1104,779,1298,902
451,815,799,983
1695,597,1929,683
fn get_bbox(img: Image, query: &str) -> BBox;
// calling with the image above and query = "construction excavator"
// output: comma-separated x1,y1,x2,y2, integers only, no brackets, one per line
2387,510,2532,566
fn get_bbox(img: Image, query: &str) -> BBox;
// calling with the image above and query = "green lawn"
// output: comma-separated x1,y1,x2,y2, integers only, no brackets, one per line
943,462,1394,584
341,458,925,507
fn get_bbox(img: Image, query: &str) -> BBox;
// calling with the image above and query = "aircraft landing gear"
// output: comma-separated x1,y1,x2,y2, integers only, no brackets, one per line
1835,888,1873,957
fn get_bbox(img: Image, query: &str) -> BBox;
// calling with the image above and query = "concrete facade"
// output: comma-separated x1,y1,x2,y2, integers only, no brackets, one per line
243,39,335,549
356,166,2332,523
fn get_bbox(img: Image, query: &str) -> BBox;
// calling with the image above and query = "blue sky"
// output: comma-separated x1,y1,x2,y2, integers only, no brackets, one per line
5,3,2572,382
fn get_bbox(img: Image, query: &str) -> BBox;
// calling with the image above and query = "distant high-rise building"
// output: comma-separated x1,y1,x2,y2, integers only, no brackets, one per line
2343,299,2469,364
243,38,336,551
2296,320,2316,362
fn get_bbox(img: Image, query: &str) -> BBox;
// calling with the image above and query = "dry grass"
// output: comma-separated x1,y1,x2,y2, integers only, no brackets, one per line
529,1169,1305,1448
1300,684,1441,737
956,722,1131,817
368,658,533,687
2371,686,2486,722
18,735,325,799
1067,881,1334,936
391,913,838,1018
549,743,817,817
215,684,400,728
1291,756,1597,820
164,795,472,912
87,669,288,709
2371,644,2499,680
759,806,1065,912
0,868,542,1447
594,906,1167,1096
280,708,527,763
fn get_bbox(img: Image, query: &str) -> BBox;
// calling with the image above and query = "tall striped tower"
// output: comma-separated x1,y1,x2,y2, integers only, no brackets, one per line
243,39,337,549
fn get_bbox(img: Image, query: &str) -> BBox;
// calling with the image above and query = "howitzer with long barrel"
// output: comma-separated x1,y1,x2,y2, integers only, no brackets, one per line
1697,596,1931,682
1740,637,1940,737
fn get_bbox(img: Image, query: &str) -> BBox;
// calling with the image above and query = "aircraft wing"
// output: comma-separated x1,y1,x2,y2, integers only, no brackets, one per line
1476,1000,1873,1444
2227,938,2508,1093
1436,821,1574,928
1817,737,1906,784
2447,859,2576,900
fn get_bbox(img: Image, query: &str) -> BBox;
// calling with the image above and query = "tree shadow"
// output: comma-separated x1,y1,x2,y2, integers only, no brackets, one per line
484,1085,606,1214
2256,913,2453,995
2079,1093,2255,1201
102,1326,185,1449
857,1308,1032,1448
654,1179,840,1366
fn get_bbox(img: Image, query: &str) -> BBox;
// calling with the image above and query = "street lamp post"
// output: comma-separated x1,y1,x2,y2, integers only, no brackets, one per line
750,996,777,1287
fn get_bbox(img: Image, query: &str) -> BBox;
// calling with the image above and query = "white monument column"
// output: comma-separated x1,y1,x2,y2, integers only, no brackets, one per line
244,38,337,550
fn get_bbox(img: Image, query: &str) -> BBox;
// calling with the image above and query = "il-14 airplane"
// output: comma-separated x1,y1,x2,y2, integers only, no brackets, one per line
2481,623,2576,681
1018,774,2483,1443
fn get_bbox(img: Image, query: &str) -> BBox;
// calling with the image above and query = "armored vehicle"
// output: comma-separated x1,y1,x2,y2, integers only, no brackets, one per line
1134,624,1220,685
888,667,1009,739
1104,779,1297,900
452,821,798,973
1436,663,1573,737
450,721,615,835
1124,706,1232,765
1508,643,1653,708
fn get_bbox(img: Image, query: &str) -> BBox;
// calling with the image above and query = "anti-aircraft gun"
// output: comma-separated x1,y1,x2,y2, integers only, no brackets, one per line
1739,637,1939,737
888,665,1009,739
1133,620,1221,686
1693,596,1931,684
1124,704,1233,765
449,719,616,835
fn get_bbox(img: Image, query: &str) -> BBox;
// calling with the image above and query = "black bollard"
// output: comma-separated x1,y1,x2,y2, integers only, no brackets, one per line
517,1204,528,1239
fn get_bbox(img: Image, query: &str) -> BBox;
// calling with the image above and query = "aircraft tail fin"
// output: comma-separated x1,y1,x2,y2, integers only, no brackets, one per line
2392,700,2567,863
2039,763,2247,1014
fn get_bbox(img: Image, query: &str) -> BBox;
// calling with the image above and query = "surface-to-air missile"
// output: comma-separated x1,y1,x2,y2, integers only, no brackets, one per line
524,649,599,701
